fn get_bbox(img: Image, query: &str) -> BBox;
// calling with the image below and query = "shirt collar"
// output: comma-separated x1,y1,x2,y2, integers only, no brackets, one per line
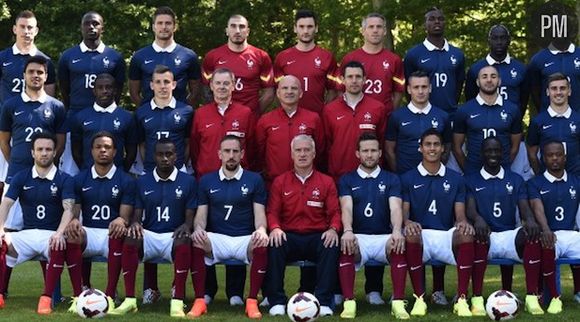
219,166,243,181
544,170,568,183
485,53,511,65
294,170,314,184
32,164,57,180
548,43,575,55
547,106,572,118
80,41,106,53
423,38,449,51
93,101,117,113
285,108,297,118
12,44,37,56
476,94,503,106
480,166,505,180
343,93,364,110
151,97,177,110
417,162,446,177
153,167,178,182
91,165,117,179
21,91,47,103
408,102,432,114
357,166,381,179
152,41,177,53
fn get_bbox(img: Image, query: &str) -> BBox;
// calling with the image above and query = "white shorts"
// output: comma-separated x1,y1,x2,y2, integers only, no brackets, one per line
59,132,79,176
83,227,109,258
511,142,533,181
422,228,456,265
489,228,521,262
143,230,174,263
205,232,251,265
355,234,390,270
2,182,23,230
555,230,580,259
129,153,145,176
5,229,52,267
0,152,7,182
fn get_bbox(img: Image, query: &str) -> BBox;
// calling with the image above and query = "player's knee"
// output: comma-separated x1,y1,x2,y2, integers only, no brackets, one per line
123,235,139,245
405,234,421,244
454,231,474,244
173,236,190,246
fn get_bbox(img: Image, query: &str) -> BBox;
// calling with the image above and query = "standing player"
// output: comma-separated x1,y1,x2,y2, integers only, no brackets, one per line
129,6,200,106
323,61,386,181
453,65,522,175
337,133,408,319
57,11,126,176
528,141,580,314
527,73,580,176
404,7,465,116
188,135,268,319
256,75,324,185
385,70,451,174
402,129,475,317
111,139,196,317
190,68,254,178
0,132,81,313
65,132,135,309
70,74,137,172
202,14,275,116
273,9,339,114
340,13,404,117
267,135,341,317
465,137,544,316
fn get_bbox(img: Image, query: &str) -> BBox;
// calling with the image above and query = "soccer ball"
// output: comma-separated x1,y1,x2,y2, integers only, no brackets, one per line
287,292,320,322
76,288,109,318
485,290,519,320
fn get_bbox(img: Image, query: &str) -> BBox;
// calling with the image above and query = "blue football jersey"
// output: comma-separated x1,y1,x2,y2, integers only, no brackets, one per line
401,164,465,230
528,171,580,231
74,166,136,228
199,169,267,237
6,166,74,231
466,168,526,232
338,168,401,234
129,43,200,103
136,169,197,233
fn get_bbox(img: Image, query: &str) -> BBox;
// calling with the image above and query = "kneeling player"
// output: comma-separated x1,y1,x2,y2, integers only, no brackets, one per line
466,137,543,315
338,133,407,319
111,139,196,317
0,132,81,313
189,135,268,319
402,129,475,317
529,141,580,314
65,132,135,310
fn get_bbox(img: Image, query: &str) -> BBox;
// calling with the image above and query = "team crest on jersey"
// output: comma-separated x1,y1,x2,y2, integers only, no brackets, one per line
241,184,249,196
247,58,254,69
574,57,580,69
43,108,52,119
443,180,451,193
103,57,110,68
311,188,321,200
431,118,439,128
298,123,307,133
364,112,372,122
450,55,457,65
112,185,119,198
500,110,508,122
232,120,240,130
113,118,121,130
570,186,577,199
314,56,322,68
174,57,181,66
510,68,517,79
50,183,58,196
570,122,577,134
506,182,514,194
382,60,390,70
174,112,181,124
378,183,386,194
175,186,183,199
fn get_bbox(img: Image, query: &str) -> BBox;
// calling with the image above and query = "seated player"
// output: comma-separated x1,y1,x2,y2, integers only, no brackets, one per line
65,131,135,310
189,135,268,319
402,129,475,317
0,132,81,313
528,141,580,314
337,133,407,319
111,139,196,317
267,134,341,317
465,137,543,315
